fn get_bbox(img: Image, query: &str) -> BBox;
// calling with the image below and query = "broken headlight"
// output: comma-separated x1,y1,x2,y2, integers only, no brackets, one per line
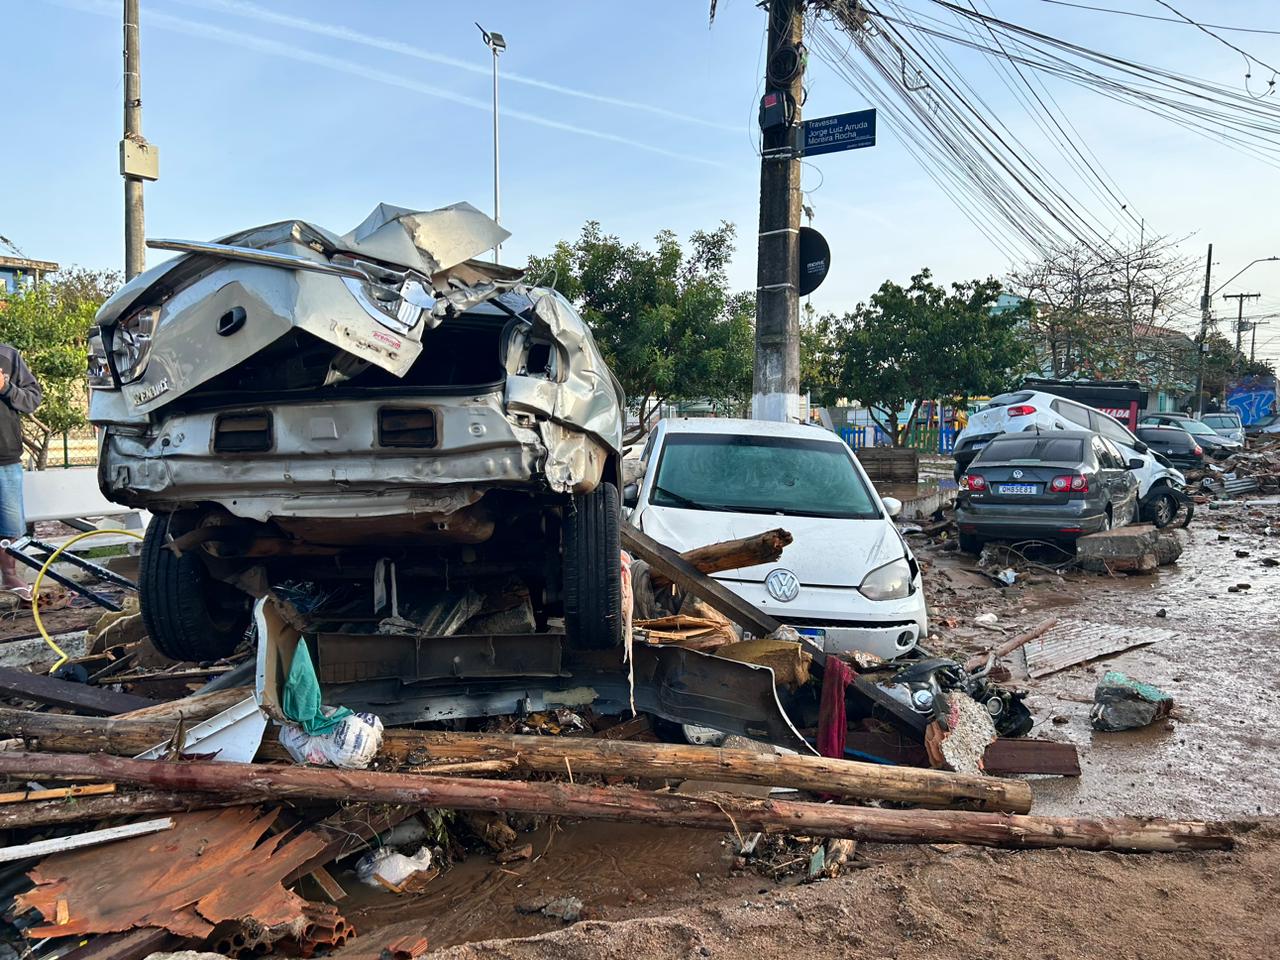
88,306,158,387
857,557,914,601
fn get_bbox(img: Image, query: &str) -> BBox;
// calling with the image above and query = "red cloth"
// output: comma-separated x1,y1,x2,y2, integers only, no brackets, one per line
817,657,855,759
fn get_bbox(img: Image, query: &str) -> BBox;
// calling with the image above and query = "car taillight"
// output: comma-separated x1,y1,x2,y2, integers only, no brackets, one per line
1006,405,1037,416
962,473,987,491
1051,474,1088,492
1193,445,1203,456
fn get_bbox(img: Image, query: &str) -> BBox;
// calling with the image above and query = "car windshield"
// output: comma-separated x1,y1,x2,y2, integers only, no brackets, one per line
1179,420,1219,437
977,437,1084,462
982,391,1035,409
651,433,882,519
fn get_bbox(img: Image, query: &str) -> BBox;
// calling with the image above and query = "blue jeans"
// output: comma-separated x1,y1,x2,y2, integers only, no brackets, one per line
0,463,25,539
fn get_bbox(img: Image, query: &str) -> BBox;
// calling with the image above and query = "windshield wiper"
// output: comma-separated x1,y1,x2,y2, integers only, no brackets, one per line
653,485,721,511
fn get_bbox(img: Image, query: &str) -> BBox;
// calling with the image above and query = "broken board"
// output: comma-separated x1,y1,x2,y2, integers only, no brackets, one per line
1022,621,1176,679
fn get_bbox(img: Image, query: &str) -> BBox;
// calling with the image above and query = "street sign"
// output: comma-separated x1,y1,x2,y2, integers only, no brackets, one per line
797,227,830,297
800,109,876,157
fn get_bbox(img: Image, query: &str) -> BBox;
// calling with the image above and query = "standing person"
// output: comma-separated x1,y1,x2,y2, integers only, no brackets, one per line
0,343,42,601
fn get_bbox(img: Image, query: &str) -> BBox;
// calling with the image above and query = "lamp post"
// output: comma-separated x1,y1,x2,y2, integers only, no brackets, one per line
476,23,506,263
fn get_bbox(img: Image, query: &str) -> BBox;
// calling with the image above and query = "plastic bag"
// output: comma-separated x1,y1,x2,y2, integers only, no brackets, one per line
355,846,434,892
279,707,384,768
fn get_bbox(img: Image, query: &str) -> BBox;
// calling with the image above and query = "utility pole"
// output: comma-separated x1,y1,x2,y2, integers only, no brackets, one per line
122,0,146,280
1250,320,1268,363
1223,292,1260,356
1194,244,1212,417
753,0,804,422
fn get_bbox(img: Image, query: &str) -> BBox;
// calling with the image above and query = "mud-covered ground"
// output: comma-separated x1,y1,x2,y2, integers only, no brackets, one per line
326,496,1280,956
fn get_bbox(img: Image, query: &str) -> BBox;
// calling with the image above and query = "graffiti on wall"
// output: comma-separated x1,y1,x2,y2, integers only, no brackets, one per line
1227,375,1278,424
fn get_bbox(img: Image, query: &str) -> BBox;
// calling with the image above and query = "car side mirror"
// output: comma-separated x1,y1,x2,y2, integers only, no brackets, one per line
622,482,639,508
1127,458,1145,470
881,496,903,518
1132,440,1149,454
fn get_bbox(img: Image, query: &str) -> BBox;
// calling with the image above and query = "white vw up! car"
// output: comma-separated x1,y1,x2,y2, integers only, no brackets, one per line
625,419,927,660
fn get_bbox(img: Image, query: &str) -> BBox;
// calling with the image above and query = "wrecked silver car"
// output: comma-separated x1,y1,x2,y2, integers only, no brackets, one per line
89,202,626,662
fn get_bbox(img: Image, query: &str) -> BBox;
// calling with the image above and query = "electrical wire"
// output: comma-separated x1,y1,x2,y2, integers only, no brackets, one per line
1036,0,1280,37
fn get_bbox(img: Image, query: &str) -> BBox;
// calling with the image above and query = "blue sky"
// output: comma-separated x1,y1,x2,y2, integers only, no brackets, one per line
5,1,1280,360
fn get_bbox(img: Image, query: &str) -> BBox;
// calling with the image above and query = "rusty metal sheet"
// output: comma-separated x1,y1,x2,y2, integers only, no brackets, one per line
1023,621,1176,678
18,807,335,939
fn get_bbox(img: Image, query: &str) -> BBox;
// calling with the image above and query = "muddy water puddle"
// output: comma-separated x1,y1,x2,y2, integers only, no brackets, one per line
339,819,754,950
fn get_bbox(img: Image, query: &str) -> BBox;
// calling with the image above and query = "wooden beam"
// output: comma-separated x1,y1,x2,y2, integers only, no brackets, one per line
0,816,173,863
0,752,1232,854
0,783,116,805
965,618,1059,672
622,525,781,637
0,666,157,716
0,708,1033,812
649,528,793,590
984,738,1081,777
0,791,249,830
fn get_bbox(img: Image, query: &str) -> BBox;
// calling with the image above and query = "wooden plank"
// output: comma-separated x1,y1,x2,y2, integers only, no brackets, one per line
0,666,158,716
1023,622,1175,678
622,525,781,637
0,783,116,805
0,817,174,863
984,738,1081,777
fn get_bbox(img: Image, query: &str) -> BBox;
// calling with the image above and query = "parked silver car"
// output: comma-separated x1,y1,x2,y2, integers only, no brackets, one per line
955,430,1140,553
89,202,626,661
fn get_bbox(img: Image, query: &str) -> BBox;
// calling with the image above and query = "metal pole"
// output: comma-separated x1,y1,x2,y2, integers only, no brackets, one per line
752,0,804,423
492,45,501,264
1195,244,1212,417
123,0,145,280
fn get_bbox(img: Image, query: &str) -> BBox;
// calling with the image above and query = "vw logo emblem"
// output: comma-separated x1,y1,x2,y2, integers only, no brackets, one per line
1012,469,1024,478
765,568,800,603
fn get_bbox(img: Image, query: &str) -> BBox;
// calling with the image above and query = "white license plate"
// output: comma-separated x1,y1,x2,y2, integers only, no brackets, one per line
997,483,1038,495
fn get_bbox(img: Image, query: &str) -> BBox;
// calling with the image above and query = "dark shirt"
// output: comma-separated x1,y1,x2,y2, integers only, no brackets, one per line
0,344,43,466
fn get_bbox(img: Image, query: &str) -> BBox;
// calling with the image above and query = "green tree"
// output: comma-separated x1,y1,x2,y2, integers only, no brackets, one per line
528,222,754,433
832,270,1030,445
799,305,842,407
0,267,121,466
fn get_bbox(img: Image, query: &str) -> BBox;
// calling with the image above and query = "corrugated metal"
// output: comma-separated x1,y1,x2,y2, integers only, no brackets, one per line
1023,620,1176,678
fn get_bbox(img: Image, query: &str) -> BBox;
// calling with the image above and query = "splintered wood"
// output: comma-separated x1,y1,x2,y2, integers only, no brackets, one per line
17,807,345,939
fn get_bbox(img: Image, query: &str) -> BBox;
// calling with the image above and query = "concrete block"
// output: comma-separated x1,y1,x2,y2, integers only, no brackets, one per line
1076,524,1182,573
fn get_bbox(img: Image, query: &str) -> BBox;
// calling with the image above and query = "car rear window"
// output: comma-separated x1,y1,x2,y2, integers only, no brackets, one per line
1203,414,1241,428
1139,428,1192,448
984,391,1035,408
978,437,1084,462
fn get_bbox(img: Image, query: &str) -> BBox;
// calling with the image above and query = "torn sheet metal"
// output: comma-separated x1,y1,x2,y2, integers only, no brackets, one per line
1023,621,1176,678
340,201,510,278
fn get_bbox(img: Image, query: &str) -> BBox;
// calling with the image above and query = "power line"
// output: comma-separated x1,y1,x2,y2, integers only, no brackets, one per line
1148,0,1280,77
1036,1,1280,38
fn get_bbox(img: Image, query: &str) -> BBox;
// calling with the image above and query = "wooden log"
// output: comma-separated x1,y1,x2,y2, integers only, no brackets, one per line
112,685,253,724
0,708,1032,812
965,617,1060,672
622,525,781,637
0,790,249,830
649,528,793,590
0,752,1231,853
0,666,157,716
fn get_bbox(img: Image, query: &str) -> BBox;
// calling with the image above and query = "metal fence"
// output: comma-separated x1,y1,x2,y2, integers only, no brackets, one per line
839,423,957,455
40,426,99,468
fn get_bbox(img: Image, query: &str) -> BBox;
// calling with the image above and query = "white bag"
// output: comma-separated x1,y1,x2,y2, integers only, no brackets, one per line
278,708,384,769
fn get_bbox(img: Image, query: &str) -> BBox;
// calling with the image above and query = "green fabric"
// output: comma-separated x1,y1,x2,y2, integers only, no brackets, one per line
281,638,351,735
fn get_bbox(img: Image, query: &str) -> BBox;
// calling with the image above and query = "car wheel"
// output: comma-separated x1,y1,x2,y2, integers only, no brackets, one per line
1147,490,1179,528
139,514,250,662
563,481,623,650
957,532,982,555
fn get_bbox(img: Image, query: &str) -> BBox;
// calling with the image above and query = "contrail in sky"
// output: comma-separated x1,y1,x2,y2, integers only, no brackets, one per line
52,0,726,168
175,0,740,134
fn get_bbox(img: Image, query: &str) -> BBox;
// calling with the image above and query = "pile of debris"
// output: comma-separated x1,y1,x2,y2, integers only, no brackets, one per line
0,528,1235,960
1187,434,1280,497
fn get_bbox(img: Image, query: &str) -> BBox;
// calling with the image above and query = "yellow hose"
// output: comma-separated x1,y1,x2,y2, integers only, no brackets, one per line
31,528,144,674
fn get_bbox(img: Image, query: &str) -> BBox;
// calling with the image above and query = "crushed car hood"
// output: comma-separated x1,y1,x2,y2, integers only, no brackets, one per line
637,507,906,588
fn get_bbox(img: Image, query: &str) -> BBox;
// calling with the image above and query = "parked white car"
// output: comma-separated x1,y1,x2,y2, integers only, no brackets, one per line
626,418,927,661
1199,412,1245,444
955,389,1187,524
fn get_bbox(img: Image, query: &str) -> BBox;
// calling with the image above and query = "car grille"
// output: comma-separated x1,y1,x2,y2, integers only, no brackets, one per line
213,412,273,453
378,407,437,448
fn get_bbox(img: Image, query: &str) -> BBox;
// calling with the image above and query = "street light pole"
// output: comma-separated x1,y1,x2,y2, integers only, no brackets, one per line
476,24,506,264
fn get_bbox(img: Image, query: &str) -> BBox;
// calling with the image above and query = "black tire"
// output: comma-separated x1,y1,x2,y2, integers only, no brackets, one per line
139,514,248,662
958,532,982,555
563,481,622,650
1146,490,1179,528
